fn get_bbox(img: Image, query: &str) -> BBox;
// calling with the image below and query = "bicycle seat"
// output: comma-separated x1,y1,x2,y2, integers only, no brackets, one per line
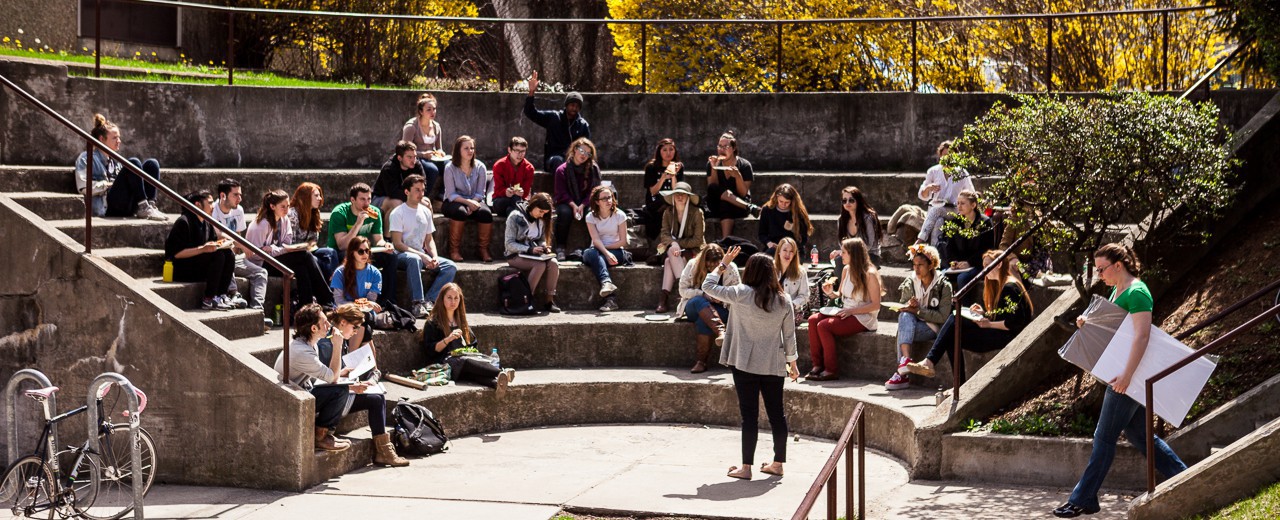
24,386,59,400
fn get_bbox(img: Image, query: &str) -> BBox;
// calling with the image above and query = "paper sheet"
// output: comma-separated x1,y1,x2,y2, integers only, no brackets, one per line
342,345,377,380
1089,315,1216,428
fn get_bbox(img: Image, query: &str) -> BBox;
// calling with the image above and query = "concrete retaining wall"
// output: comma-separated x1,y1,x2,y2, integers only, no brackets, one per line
1166,372,1280,464
2,60,1275,171
941,432,1147,490
0,195,316,490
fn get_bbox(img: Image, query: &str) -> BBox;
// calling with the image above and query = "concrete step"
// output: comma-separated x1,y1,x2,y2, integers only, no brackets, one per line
7,191,86,220
50,216,176,249
196,307,270,340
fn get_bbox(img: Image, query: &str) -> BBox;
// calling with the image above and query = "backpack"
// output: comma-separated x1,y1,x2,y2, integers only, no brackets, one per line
498,272,536,315
806,265,837,316
372,302,418,332
389,398,449,457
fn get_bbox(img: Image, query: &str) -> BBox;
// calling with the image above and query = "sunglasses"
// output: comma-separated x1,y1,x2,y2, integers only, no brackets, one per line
842,198,856,204
355,248,371,255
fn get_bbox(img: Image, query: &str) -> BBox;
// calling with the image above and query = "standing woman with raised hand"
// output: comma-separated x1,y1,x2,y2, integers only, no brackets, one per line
442,135,495,262
706,131,761,239
654,182,705,313
702,248,798,480
807,237,881,381
583,185,632,312
758,184,812,255
246,190,335,310
773,237,810,320
401,93,448,200
1052,244,1186,518
642,138,685,241
834,186,883,266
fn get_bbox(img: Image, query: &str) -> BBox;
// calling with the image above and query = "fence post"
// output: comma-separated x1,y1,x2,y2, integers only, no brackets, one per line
911,19,918,92
84,139,93,254
1045,17,1054,92
775,23,783,92
1161,10,1169,91
498,23,507,91
364,18,373,89
641,23,648,93
844,440,854,518
94,0,102,78
226,11,235,86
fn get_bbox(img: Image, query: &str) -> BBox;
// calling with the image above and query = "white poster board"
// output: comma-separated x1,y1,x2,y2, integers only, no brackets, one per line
1089,315,1216,428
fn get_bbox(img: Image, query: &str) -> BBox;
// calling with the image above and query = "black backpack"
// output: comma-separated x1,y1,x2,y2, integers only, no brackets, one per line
371,302,418,332
389,398,448,457
498,272,536,315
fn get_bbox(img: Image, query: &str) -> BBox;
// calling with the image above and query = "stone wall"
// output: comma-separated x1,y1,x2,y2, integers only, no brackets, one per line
2,60,1275,172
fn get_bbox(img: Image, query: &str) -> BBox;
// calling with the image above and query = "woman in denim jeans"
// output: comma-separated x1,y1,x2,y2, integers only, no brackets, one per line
583,185,631,312
885,244,951,391
1053,244,1187,518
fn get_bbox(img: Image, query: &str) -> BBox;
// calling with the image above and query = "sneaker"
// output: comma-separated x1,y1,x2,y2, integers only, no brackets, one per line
905,361,936,378
545,299,562,313
555,248,566,261
600,281,618,298
599,296,619,312
748,204,762,218
227,293,249,309
201,297,217,310
135,200,167,221
896,357,913,376
495,369,513,399
412,301,431,319
885,372,910,391
212,295,235,311
714,329,726,347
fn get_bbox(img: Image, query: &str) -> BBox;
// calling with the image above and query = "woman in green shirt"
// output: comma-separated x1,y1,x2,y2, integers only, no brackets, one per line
1054,244,1187,518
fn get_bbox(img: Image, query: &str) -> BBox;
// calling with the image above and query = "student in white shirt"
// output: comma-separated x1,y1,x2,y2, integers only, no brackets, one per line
389,174,457,318
211,178,267,309
582,186,632,312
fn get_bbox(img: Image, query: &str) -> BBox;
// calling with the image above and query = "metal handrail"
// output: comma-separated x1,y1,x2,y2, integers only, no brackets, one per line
792,403,865,520
0,73,297,383
947,207,1057,400
85,373,145,519
91,0,1222,92
1178,40,1251,101
1142,287,1280,493
4,369,57,466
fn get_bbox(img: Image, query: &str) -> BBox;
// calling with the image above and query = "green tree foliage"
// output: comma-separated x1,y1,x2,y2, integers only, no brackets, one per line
231,0,481,84
606,0,1231,92
1208,0,1280,81
944,93,1236,296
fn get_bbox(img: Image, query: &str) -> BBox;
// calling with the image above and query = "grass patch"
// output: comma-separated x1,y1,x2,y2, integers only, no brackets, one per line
65,69,412,90
1188,479,1280,519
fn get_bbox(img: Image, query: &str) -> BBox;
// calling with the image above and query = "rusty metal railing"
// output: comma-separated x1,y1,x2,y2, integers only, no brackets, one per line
793,402,865,520
86,0,1225,93
0,73,297,383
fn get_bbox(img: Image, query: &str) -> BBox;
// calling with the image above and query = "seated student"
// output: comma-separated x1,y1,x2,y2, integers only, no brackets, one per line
504,192,561,313
705,131,761,238
833,186,883,266
422,283,516,397
806,238,881,382
330,236,382,348
210,178,264,309
941,189,995,296
885,244,952,391
327,183,399,307
372,140,426,219
905,249,1034,383
522,71,591,173
642,138,685,241
758,184,812,255
246,190,334,309
654,182,705,313
75,113,166,220
492,136,535,219
774,237,810,320
680,244,740,374
274,303,408,466
442,136,494,263
401,93,448,200
164,190,236,310
583,185,632,313
917,140,974,246
390,174,457,317
553,137,602,260
288,182,342,282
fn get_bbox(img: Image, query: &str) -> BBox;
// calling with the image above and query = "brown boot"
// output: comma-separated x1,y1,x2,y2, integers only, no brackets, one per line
372,433,410,467
448,220,465,262
691,334,711,373
698,306,726,347
656,289,671,313
315,427,349,452
477,222,494,263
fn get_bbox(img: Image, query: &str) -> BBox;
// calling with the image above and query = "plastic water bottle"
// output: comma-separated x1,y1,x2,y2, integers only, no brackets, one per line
810,245,819,266
490,348,501,368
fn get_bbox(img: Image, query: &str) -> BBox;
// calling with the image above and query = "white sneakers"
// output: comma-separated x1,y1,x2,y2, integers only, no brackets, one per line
599,281,618,298
134,200,167,221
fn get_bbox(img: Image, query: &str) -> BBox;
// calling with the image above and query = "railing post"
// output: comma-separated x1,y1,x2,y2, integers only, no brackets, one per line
775,23,784,92
283,274,293,384
1145,384,1156,493
84,139,94,254
640,23,648,93
1045,17,1054,92
858,416,866,520
826,472,837,519
952,302,962,400
1161,10,1169,91
844,440,854,518
910,19,918,92
226,11,235,86
94,0,102,78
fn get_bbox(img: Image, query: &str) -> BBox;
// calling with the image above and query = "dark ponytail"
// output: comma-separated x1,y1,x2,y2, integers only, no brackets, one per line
1094,243,1142,275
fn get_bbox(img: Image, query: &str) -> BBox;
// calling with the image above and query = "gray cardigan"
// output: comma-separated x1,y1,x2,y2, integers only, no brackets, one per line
703,271,798,377
504,204,550,258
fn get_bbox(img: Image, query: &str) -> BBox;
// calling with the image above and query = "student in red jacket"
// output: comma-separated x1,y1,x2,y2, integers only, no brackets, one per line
492,136,536,219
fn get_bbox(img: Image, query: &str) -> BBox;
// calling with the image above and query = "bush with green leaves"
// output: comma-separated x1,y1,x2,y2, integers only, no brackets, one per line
944,92,1237,297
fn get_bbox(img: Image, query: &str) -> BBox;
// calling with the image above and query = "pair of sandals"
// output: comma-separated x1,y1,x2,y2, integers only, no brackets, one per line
727,462,783,480
805,368,838,382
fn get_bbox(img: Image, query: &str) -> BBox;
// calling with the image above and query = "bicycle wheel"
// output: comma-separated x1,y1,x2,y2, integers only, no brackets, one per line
75,426,157,520
0,456,55,519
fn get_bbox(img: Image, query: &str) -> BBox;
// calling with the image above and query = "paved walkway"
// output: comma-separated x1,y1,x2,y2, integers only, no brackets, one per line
136,425,1131,519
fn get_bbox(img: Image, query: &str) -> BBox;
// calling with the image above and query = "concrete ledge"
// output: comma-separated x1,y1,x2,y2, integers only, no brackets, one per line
941,431,1147,491
1166,371,1280,464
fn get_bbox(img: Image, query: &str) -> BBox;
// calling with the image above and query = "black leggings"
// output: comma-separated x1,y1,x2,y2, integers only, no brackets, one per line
554,202,582,249
924,315,1014,383
443,200,494,223
446,355,501,388
265,251,335,307
173,249,234,299
732,368,787,464
312,386,388,436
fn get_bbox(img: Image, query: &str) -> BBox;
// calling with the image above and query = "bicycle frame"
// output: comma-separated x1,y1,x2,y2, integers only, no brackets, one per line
16,397,114,518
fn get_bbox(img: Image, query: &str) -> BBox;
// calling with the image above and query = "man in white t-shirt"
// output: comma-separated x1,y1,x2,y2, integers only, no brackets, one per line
211,178,268,309
916,140,975,245
389,174,457,318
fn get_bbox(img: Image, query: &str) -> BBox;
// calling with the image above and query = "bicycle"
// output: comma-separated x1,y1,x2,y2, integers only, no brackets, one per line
0,383,156,519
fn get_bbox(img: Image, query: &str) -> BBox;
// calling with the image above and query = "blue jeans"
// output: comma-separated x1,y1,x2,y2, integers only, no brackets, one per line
312,247,341,283
685,295,727,336
417,159,445,200
95,158,160,217
896,312,938,347
1067,388,1187,510
581,247,630,285
395,252,457,304
544,155,566,174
